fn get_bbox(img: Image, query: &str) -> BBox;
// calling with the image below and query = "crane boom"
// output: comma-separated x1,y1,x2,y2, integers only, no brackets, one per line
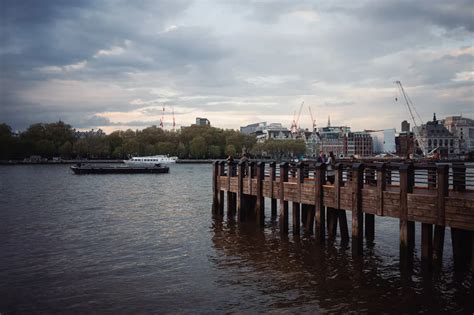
395,81,427,157
291,101,304,135
308,105,316,131
295,101,304,128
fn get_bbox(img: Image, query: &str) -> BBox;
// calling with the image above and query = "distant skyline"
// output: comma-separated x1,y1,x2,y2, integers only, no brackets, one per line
1,0,473,133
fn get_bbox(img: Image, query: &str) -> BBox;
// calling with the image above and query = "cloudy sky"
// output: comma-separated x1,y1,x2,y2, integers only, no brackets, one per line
1,0,473,133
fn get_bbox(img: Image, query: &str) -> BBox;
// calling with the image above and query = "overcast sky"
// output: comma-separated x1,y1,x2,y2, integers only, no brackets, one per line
1,0,473,133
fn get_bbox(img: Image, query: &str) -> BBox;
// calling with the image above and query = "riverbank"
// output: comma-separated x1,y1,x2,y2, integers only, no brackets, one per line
0,159,216,165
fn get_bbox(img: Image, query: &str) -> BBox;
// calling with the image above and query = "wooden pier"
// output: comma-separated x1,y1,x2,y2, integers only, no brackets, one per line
212,160,474,270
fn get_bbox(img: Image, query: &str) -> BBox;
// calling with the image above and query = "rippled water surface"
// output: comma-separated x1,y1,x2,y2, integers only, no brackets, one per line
0,164,472,313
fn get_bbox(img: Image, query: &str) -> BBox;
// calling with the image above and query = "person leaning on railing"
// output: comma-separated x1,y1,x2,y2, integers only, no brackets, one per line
326,151,336,184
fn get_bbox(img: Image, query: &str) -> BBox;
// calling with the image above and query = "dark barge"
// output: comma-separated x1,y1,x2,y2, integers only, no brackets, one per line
71,164,169,174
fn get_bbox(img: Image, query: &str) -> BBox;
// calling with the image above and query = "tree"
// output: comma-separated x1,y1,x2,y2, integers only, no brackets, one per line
122,139,140,156
35,139,55,158
155,142,175,155
59,141,73,158
112,146,124,159
73,139,89,158
225,144,236,157
0,123,14,159
189,136,206,158
208,145,221,158
176,142,187,159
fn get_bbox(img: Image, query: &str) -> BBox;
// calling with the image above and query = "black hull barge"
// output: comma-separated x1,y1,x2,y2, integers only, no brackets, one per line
71,164,169,174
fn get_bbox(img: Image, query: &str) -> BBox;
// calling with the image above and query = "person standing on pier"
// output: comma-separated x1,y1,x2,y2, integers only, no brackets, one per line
326,151,336,184
317,151,326,163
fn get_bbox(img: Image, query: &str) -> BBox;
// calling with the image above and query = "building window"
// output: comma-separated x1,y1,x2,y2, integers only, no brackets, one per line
434,139,437,146
428,139,431,147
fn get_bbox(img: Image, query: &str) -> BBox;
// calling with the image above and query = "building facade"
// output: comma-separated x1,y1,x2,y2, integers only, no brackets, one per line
195,117,210,126
414,113,459,157
443,116,474,155
346,132,374,157
240,122,267,135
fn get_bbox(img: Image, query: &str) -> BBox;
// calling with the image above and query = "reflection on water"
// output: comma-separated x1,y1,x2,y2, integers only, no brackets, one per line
210,215,473,313
0,164,472,313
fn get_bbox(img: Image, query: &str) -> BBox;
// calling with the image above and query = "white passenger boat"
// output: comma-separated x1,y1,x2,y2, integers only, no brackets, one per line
123,155,178,166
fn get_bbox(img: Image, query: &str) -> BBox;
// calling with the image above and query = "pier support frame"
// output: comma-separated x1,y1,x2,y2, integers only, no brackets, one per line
279,162,289,234
352,163,364,255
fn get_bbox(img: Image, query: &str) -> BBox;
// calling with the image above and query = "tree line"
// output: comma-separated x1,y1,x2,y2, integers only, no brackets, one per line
0,121,307,160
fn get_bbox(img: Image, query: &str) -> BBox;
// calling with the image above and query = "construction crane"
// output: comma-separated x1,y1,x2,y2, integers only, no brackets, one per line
291,101,304,135
394,81,430,157
308,105,316,131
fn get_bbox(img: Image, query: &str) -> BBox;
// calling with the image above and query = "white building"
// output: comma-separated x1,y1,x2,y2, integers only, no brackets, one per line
368,129,396,153
443,116,474,154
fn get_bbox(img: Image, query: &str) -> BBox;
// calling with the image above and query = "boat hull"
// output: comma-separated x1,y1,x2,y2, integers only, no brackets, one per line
71,165,169,174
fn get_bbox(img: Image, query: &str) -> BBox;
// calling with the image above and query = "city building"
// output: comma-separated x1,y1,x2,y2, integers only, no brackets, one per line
401,120,410,132
395,131,414,158
318,126,348,157
443,116,474,155
265,123,292,141
75,129,106,139
240,122,267,135
368,129,396,153
346,131,374,157
414,113,458,157
195,117,210,126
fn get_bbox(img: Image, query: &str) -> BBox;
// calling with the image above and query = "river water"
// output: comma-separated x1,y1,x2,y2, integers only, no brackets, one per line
0,164,472,313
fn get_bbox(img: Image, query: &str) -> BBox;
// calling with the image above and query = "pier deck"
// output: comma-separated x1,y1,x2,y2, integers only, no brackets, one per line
212,160,474,270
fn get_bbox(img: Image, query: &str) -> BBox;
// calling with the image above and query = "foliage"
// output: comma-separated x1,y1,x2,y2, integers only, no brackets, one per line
0,121,266,160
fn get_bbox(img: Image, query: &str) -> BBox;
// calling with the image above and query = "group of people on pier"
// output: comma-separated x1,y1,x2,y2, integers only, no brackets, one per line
317,151,336,184
226,151,337,184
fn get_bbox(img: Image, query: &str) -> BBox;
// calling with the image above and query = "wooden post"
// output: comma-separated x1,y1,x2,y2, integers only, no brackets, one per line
452,162,466,192
421,223,433,267
433,164,448,263
269,162,277,218
376,163,386,216
328,163,340,241
218,161,225,215
352,163,364,255
365,213,375,241
237,161,246,222
227,160,235,216
399,163,415,267
212,161,219,214
334,163,349,242
304,204,315,235
315,163,326,242
427,167,436,189
279,162,289,234
247,161,257,218
471,231,474,272
292,162,304,235
256,162,265,227
386,168,392,185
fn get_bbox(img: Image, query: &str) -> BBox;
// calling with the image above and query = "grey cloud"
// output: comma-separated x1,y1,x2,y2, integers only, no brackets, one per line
1,0,472,132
